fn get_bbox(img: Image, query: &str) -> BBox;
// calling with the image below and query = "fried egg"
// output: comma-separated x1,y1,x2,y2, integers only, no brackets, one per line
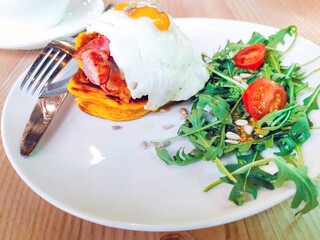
86,1,209,110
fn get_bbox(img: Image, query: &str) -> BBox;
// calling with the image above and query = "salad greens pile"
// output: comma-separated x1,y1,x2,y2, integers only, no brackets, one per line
155,25,320,215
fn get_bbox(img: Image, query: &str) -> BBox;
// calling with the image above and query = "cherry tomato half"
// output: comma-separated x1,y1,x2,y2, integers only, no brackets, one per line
234,44,266,70
242,78,287,120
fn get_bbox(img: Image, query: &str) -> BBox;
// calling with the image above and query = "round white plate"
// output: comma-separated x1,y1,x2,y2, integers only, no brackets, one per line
2,18,320,231
0,0,104,50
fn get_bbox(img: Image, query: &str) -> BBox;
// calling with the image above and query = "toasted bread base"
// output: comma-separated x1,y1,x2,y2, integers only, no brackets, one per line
68,69,149,121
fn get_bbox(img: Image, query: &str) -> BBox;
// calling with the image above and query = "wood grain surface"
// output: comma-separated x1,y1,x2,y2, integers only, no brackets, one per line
1,0,320,239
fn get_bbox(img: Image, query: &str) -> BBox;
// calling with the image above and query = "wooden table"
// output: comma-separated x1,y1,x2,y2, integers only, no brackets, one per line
1,0,320,239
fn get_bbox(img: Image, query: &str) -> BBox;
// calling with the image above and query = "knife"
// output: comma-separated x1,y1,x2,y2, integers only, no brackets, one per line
20,74,74,157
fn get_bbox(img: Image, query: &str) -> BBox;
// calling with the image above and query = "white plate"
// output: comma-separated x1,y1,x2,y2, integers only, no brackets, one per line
0,0,104,50
2,18,320,231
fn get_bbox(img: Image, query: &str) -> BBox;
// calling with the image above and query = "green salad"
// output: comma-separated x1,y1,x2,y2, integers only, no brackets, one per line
155,25,320,215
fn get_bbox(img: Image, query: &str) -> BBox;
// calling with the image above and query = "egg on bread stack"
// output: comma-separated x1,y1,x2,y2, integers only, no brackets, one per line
68,1,209,121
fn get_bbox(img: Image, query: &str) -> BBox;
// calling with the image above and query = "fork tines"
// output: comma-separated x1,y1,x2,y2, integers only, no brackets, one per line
20,38,76,96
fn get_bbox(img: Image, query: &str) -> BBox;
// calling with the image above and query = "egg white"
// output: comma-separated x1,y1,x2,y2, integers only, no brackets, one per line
87,7,209,110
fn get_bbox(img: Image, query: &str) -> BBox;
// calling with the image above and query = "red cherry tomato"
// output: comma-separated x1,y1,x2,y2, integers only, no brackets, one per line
242,78,287,120
234,44,266,70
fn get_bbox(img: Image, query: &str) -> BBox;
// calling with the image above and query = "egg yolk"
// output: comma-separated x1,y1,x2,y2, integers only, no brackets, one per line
114,2,170,31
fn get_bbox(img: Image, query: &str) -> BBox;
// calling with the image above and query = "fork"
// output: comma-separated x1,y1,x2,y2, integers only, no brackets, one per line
20,37,76,96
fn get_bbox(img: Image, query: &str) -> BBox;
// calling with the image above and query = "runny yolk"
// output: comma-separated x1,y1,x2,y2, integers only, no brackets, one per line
114,2,170,31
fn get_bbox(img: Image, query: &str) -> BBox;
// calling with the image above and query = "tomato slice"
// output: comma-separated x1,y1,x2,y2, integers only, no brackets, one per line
242,78,287,120
234,44,266,70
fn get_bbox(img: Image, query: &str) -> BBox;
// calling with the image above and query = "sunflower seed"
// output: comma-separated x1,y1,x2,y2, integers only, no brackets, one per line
234,119,248,126
179,108,188,115
226,131,241,140
233,75,242,82
131,82,138,90
239,73,252,79
225,139,239,144
140,141,147,150
112,125,122,130
159,140,171,148
243,125,254,135
162,124,174,130
159,108,169,112
126,8,136,15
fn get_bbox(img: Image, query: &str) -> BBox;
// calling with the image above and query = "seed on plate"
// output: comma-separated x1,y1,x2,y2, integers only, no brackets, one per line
179,108,188,115
131,82,138,90
234,119,249,126
140,141,147,150
225,139,239,144
159,140,171,148
150,141,159,147
239,73,252,78
233,75,242,82
162,124,174,130
243,125,254,135
112,125,122,130
159,107,169,112
226,131,241,140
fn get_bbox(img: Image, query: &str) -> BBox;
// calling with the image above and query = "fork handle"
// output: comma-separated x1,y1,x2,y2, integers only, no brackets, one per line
20,92,69,156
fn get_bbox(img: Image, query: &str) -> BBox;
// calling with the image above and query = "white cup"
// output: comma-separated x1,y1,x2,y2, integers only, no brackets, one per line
0,0,70,32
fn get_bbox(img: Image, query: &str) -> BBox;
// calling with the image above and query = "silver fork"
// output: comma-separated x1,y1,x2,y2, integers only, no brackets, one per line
20,37,76,96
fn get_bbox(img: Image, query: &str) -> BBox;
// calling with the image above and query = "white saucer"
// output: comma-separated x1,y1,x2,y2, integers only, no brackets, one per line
0,0,104,50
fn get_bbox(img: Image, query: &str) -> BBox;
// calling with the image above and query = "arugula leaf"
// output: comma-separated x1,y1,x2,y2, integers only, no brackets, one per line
264,26,297,73
155,147,204,166
262,63,272,79
221,164,276,206
220,59,235,77
204,146,224,161
273,158,319,215
266,25,297,49
197,93,231,122
247,32,267,44
288,116,310,143
179,109,216,150
257,104,296,128
303,84,320,114
274,137,297,156
265,51,282,73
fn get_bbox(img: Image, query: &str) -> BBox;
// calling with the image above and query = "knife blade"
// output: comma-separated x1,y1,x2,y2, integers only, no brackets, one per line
20,91,69,157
